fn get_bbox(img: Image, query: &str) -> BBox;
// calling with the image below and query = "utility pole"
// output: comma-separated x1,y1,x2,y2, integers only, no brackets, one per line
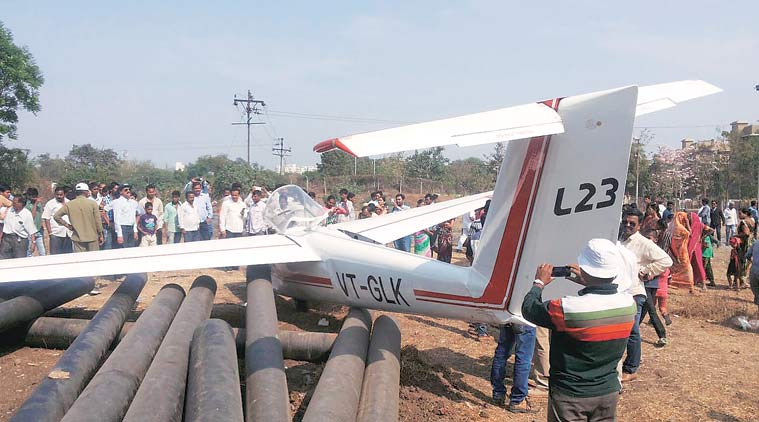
272,137,292,176
232,90,266,166
634,137,640,206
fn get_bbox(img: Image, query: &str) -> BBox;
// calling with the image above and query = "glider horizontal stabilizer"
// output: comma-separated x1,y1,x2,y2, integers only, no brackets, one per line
313,80,721,157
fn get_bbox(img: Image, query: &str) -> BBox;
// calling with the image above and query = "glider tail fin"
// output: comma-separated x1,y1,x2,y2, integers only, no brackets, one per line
472,88,639,315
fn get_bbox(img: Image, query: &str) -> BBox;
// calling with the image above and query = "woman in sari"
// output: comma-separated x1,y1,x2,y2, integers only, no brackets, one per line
641,204,663,241
734,208,755,288
669,211,694,292
687,212,707,289
413,199,432,257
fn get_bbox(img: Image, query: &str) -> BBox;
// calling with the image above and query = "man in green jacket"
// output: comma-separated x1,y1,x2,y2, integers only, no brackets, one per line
54,183,104,252
522,239,636,422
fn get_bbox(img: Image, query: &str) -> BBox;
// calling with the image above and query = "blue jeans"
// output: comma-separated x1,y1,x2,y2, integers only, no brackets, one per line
199,221,213,241
102,226,113,250
491,324,536,405
394,235,411,252
622,294,646,374
26,231,46,257
184,230,201,242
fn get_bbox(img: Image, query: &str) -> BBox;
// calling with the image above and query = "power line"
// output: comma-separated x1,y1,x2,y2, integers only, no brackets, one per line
266,109,415,125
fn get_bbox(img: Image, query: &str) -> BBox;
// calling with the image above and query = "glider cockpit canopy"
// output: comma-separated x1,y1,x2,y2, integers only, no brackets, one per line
264,185,327,234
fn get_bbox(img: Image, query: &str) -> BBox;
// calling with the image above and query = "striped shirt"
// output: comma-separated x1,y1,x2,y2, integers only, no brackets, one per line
522,283,636,397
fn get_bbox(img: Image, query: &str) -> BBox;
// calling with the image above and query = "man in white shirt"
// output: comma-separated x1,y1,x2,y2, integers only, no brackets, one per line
219,187,246,238
619,208,673,381
111,185,139,248
392,193,411,252
724,202,738,245
178,191,201,242
139,184,164,245
246,189,267,236
42,186,72,255
337,189,355,223
1,195,38,258
457,210,476,251
192,182,214,241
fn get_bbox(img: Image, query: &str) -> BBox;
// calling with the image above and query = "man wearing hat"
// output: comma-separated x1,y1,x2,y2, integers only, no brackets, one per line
522,239,637,421
53,182,104,252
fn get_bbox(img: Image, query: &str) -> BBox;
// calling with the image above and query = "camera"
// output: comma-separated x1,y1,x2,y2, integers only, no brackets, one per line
551,266,572,278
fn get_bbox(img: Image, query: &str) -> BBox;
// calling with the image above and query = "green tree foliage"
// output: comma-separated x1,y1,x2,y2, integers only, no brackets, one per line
0,146,32,190
624,130,653,199
61,144,122,186
484,142,505,182
405,147,449,180
184,154,286,196
32,153,67,183
318,150,353,176
443,157,492,194
0,22,44,142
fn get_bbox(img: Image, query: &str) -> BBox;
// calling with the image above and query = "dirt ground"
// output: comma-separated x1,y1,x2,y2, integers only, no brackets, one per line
1,246,758,421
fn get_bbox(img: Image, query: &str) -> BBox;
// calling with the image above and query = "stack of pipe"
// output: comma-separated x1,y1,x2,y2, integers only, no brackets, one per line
61,283,186,422
11,268,404,421
122,275,217,422
11,274,147,422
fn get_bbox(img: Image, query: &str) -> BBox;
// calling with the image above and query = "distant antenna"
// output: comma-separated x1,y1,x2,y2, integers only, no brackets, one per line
232,90,266,165
272,137,292,175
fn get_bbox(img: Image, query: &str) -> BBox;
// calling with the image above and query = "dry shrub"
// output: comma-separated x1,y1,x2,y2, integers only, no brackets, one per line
667,286,757,323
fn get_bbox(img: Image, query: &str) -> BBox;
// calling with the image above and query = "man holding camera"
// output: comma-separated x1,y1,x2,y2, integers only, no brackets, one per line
522,239,636,421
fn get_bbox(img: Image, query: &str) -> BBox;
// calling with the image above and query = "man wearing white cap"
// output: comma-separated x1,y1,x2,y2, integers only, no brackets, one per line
522,238,636,422
53,183,104,252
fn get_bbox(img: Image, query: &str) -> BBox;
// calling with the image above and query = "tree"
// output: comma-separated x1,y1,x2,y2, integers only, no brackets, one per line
0,22,44,142
443,157,492,194
0,146,32,190
61,144,122,186
318,150,353,176
625,130,653,201
405,147,449,180
484,142,505,182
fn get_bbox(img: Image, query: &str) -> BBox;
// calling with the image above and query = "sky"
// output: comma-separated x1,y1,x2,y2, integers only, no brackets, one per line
3,1,757,171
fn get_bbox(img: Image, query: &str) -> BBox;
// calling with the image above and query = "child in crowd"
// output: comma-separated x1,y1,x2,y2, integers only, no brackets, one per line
727,237,743,289
138,202,158,247
702,231,715,287
435,219,454,263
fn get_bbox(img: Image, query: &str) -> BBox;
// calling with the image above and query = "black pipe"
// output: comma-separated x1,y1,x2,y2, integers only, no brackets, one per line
0,278,95,333
24,317,129,349
184,319,244,422
357,315,402,422
302,308,373,422
11,274,146,422
0,279,72,300
244,265,290,422
25,317,337,361
60,283,185,422
122,275,217,422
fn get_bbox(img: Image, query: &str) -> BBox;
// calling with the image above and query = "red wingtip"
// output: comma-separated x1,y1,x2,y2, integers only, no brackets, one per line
313,138,357,156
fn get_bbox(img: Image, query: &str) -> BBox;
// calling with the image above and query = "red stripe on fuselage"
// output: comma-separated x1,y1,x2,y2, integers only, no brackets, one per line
274,269,334,288
413,98,562,310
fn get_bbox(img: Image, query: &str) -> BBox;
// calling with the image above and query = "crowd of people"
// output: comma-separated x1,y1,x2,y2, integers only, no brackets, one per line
0,178,276,258
0,181,470,266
